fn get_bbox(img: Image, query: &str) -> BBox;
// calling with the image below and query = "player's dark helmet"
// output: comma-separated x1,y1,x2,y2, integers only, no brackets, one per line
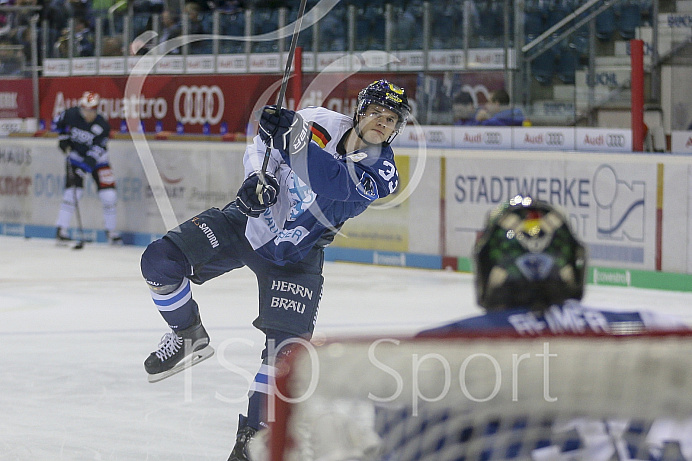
474,196,586,311
353,79,411,146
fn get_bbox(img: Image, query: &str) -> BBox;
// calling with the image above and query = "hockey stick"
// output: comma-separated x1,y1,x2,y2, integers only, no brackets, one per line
255,0,308,204
65,156,86,250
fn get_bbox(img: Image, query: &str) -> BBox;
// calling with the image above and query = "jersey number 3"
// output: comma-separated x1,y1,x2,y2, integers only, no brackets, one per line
378,160,398,194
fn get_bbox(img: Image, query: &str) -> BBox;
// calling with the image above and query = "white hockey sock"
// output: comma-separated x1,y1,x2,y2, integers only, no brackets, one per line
151,278,192,313
249,363,277,397
56,187,83,229
99,188,118,232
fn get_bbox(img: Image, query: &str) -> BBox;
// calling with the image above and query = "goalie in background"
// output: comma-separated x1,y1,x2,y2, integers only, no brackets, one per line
422,195,687,336
54,91,123,245
139,79,411,460
404,196,689,460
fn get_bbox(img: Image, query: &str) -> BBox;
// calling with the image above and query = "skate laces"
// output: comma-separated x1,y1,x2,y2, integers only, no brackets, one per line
155,331,183,361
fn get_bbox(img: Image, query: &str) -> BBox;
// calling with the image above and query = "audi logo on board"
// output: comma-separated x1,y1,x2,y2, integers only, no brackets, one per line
606,134,627,148
427,131,446,143
483,132,502,144
174,85,224,125
546,132,565,146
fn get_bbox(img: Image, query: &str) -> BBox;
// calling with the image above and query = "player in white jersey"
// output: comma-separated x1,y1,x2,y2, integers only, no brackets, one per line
139,80,411,460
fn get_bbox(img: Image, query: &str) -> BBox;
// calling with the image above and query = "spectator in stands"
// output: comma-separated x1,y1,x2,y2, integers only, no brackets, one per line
317,1,346,51
0,41,25,75
8,0,40,56
101,35,123,55
391,0,423,50
131,0,164,14
185,0,218,12
73,15,94,56
218,0,244,12
131,8,180,55
431,0,463,49
55,27,70,56
472,88,525,126
13,0,40,28
46,0,94,56
159,9,181,46
13,21,33,64
68,0,94,25
183,1,207,54
452,91,476,125
46,0,72,45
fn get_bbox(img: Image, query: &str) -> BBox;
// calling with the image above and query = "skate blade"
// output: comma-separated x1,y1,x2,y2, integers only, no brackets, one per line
147,345,215,383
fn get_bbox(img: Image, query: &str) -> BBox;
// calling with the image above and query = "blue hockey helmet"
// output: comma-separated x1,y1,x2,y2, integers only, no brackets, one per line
474,196,586,310
353,79,411,146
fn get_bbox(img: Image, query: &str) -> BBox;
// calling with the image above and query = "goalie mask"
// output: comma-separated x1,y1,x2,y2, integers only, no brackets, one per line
353,79,411,146
474,196,586,311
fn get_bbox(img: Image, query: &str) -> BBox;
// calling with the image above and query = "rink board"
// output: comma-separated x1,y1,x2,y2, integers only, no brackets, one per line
2,138,692,279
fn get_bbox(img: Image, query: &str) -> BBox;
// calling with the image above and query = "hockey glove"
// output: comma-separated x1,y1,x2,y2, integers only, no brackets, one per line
258,106,310,155
235,170,279,218
59,138,72,154
69,155,97,176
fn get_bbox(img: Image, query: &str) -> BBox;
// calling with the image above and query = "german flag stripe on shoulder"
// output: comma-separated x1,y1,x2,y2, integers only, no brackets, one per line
309,122,331,148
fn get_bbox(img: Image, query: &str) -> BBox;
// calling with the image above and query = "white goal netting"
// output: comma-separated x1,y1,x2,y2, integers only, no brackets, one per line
263,332,692,461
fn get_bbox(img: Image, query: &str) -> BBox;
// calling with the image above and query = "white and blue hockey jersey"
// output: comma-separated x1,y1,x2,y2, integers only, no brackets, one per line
243,107,399,265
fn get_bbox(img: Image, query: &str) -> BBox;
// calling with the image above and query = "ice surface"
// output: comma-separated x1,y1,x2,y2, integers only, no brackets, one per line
2,235,691,460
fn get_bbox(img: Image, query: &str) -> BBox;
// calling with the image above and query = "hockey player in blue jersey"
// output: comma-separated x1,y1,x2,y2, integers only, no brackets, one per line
420,196,686,337
139,79,411,460
54,91,122,244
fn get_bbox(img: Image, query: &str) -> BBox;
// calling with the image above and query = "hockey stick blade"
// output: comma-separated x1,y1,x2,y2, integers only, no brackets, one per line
57,238,89,249
147,345,215,383
71,238,94,250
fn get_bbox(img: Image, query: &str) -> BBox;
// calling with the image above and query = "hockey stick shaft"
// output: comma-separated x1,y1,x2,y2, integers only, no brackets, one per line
256,0,308,203
66,156,85,246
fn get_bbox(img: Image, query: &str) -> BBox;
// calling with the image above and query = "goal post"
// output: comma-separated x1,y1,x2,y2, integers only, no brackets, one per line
267,331,692,460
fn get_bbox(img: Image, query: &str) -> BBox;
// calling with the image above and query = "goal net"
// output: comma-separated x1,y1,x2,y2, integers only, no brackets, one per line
262,331,692,461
